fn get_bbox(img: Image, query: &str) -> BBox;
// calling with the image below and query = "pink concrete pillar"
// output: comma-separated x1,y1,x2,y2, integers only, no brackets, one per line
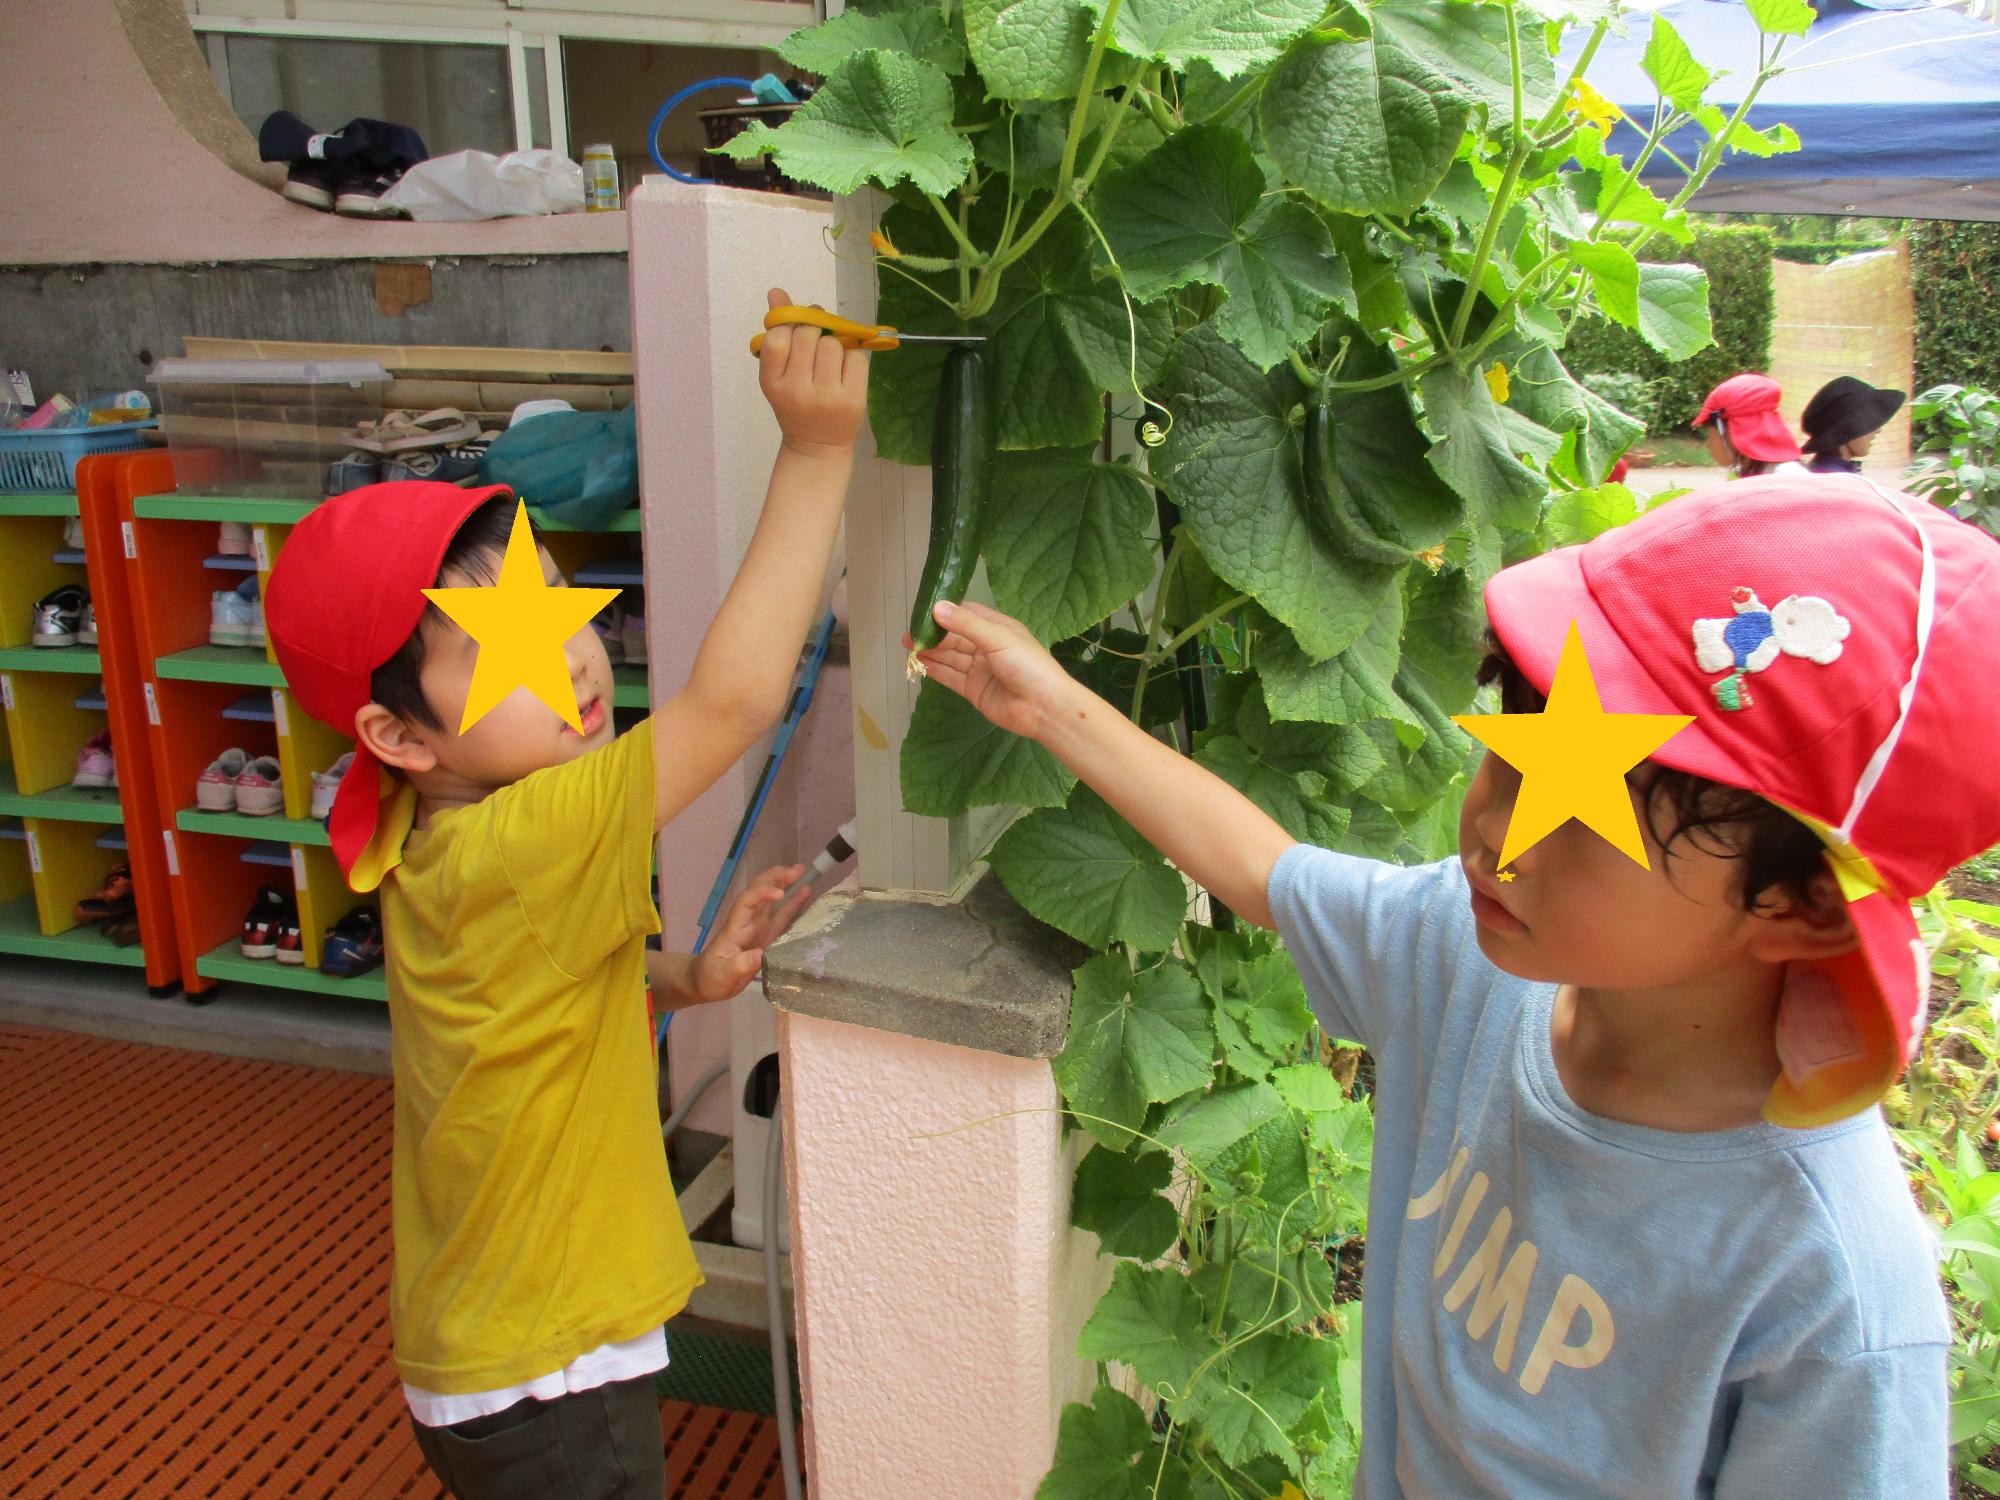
766,880,1105,1499
628,180,853,1135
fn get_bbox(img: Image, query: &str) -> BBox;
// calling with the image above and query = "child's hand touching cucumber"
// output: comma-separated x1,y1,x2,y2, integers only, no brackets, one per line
915,599,1293,926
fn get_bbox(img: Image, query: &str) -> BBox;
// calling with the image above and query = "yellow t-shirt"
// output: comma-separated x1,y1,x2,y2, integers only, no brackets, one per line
379,725,701,1394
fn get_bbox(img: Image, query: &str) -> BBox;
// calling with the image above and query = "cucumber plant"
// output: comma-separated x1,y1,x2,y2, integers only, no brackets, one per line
727,1,1807,1493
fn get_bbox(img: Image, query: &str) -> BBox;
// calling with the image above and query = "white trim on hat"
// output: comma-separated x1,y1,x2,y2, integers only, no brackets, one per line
1836,479,1937,845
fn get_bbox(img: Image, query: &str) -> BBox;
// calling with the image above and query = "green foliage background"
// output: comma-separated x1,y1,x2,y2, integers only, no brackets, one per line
1913,221,2000,402
1565,222,1776,432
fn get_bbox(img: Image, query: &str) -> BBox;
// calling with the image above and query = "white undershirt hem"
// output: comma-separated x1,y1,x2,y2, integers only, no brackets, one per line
403,1325,669,1428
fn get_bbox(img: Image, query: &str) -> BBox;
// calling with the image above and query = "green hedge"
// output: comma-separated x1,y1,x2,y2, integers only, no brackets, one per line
1565,223,1777,433
1913,221,2000,399
1774,239,1893,265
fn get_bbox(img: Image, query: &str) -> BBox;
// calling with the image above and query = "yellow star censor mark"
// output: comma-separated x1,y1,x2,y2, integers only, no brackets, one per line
423,500,619,733
1452,623,1695,871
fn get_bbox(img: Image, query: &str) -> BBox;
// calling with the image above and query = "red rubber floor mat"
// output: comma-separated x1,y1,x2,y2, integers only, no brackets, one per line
0,1024,785,1498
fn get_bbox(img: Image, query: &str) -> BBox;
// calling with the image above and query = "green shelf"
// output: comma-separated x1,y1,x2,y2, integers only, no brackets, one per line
155,645,284,687
0,766,124,824
134,493,313,524
0,644,103,675
131,492,641,534
0,895,147,968
0,493,81,517
176,806,329,847
612,664,650,709
195,940,386,1002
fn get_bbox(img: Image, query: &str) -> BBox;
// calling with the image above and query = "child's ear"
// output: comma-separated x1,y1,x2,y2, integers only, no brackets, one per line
1744,869,1859,965
355,702,438,776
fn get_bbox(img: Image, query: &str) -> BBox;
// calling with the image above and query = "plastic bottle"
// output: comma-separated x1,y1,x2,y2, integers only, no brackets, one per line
582,145,621,212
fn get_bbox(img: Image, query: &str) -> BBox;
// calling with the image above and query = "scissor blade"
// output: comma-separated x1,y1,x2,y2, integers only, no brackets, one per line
888,333,988,344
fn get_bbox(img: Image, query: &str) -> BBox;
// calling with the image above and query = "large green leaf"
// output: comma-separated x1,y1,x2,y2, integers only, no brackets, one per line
1036,1389,1158,1500
901,680,1076,816
1256,584,1420,738
1185,1331,1342,1468
1259,33,1469,216
870,206,1173,463
1370,1,1558,121
991,789,1188,952
1071,1145,1179,1259
964,0,1098,99
1356,672,1475,811
1497,340,1644,486
715,52,971,196
1567,239,1640,329
1397,565,1487,717
778,0,968,76
1077,1263,1220,1396
1635,262,1715,362
1094,126,1351,371
1088,0,1324,77
1543,482,1640,546
1417,365,1560,531
1641,16,1712,112
1159,1078,1288,1161
1331,375,1465,552
983,449,1157,642
1744,0,1814,36
1162,1079,1311,1211
1153,324,1405,659
1055,956,1214,1146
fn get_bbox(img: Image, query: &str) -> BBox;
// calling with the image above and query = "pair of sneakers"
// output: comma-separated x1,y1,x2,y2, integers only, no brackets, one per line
241,885,303,964
76,862,140,947
32,585,95,648
197,749,283,816
211,576,265,649
310,752,355,821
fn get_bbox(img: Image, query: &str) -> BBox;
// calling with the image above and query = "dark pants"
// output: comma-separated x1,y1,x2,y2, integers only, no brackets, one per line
411,1375,665,1499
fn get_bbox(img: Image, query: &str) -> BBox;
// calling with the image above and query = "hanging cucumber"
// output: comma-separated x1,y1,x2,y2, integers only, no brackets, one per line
1302,400,1414,568
907,345,994,681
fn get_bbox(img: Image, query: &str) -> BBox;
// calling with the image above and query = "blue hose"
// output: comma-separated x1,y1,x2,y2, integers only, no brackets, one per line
648,77,759,184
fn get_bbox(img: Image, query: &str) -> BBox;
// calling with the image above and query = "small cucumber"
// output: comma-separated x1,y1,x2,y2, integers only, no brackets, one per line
908,346,994,679
1302,400,1413,568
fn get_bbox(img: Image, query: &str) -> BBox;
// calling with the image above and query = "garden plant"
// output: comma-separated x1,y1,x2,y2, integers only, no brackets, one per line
729,0,1814,1492
1908,383,2000,540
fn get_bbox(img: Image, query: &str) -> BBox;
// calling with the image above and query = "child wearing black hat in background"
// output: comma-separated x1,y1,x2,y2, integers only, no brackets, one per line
1802,376,1906,475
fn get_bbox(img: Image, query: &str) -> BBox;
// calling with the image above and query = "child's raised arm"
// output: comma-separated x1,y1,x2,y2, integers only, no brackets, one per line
650,287,868,831
918,599,1296,926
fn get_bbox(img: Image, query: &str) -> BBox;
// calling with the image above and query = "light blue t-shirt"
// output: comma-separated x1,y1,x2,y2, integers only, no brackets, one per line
1268,845,1950,1499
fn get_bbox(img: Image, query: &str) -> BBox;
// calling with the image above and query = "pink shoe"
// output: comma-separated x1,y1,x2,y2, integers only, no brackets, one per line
73,730,115,789
234,755,284,817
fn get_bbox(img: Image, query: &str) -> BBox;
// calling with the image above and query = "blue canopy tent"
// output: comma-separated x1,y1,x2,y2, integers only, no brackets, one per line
1572,0,2000,220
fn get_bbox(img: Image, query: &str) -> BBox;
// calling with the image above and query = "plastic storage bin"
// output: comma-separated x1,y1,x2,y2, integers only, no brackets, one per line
151,359,388,499
0,423,156,493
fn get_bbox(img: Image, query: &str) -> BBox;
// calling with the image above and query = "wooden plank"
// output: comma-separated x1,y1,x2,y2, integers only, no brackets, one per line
384,379,627,414
182,335,633,379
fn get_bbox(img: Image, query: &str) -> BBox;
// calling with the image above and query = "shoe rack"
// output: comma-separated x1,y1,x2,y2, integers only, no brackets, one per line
118,470,647,1005
0,457,178,991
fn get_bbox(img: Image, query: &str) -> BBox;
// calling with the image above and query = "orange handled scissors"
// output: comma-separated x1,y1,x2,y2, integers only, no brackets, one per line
748,305,985,356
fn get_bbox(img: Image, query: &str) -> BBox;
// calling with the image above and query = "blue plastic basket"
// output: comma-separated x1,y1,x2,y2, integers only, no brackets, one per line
0,422,156,493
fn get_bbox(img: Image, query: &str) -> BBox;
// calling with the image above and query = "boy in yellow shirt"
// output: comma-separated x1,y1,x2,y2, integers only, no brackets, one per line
264,289,867,1497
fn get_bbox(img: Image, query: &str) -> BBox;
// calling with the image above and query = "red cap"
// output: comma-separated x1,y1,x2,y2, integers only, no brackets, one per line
266,481,512,889
1486,473,2000,1126
1693,373,1802,465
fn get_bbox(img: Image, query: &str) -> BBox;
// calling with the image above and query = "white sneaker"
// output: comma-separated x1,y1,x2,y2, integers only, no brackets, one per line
218,521,254,557
63,515,86,550
310,751,355,821
197,748,250,811
78,600,98,646
210,591,254,648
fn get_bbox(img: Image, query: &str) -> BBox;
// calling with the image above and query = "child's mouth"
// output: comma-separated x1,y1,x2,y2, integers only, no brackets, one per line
568,697,606,736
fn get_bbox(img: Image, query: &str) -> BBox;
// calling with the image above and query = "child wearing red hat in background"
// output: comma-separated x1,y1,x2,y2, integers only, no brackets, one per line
265,289,866,1498
917,472,2000,1497
1695,373,1810,481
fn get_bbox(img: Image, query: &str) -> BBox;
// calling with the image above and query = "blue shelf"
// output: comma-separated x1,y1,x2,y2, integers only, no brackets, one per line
575,558,644,589
96,826,127,851
221,693,276,723
53,548,86,565
240,841,293,869
203,553,259,572
74,689,107,711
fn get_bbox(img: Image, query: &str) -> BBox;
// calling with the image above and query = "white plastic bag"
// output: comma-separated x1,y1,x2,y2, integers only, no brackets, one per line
380,149,587,222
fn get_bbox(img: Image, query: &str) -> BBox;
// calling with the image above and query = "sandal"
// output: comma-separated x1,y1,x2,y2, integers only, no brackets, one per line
345,408,481,456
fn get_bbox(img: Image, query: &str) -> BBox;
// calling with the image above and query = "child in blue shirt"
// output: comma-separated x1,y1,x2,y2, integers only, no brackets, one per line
915,473,2000,1496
